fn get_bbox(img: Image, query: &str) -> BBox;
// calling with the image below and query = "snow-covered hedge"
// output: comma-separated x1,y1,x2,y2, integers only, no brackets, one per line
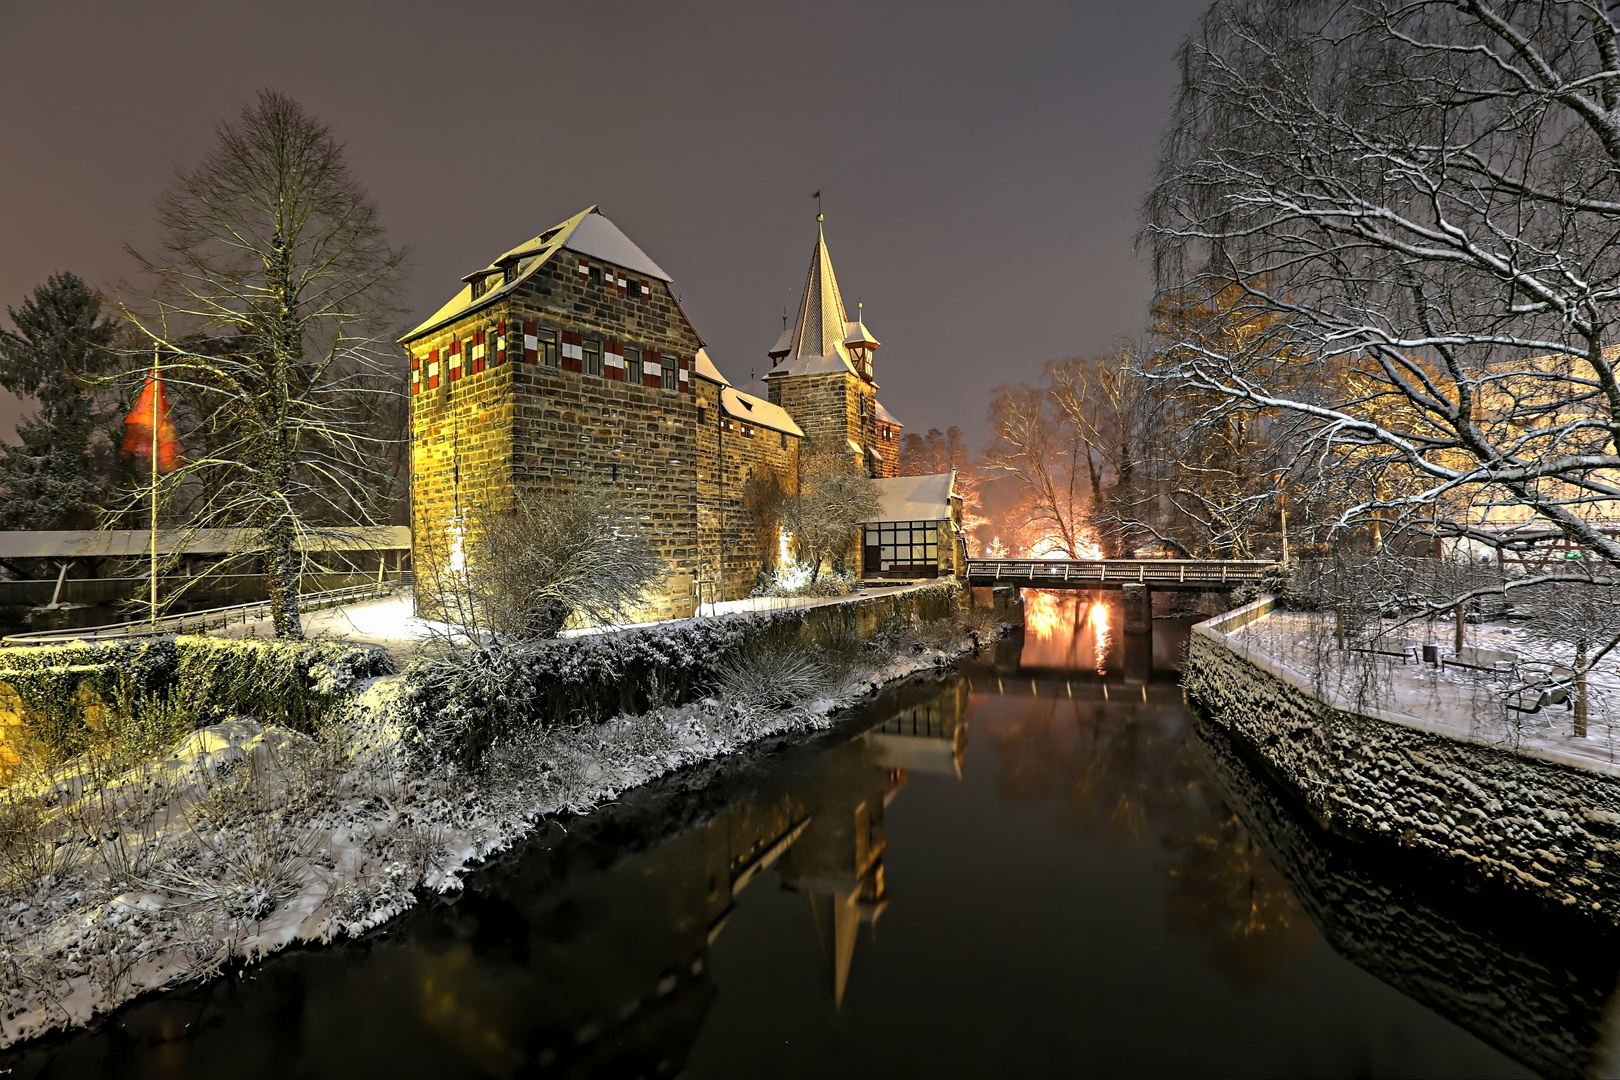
404,581,962,772
0,636,393,760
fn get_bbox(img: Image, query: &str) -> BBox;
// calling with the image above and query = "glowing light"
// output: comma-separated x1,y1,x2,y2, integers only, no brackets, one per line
1025,533,1105,560
447,519,466,572
1090,599,1111,676
1025,590,1062,638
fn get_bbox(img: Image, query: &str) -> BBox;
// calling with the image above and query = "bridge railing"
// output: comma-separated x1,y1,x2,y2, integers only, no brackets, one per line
963,558,1273,586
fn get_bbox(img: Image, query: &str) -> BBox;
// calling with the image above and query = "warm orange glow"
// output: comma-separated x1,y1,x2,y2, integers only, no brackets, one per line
1025,590,1063,639
1019,590,1117,673
1025,532,1105,560
1090,600,1111,675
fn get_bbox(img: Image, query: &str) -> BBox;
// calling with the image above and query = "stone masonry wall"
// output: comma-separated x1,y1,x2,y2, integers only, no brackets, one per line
767,370,877,474
693,377,801,602
1185,602,1620,926
407,254,705,622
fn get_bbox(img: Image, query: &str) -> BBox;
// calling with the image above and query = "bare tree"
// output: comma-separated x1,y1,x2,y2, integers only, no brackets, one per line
981,381,1092,557
781,443,880,584
121,90,406,638
417,487,666,645
1144,0,1620,599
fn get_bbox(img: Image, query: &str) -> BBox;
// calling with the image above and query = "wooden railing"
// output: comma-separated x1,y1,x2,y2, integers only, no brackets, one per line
964,558,1273,588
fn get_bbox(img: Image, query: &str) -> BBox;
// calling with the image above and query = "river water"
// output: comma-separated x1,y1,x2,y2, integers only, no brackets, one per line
10,591,1620,1078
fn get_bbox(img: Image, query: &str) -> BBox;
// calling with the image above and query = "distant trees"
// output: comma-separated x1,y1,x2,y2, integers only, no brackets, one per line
0,273,124,530
123,90,407,638
899,426,968,476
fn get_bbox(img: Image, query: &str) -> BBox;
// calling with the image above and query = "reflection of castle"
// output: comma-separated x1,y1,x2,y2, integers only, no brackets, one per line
405,679,972,1074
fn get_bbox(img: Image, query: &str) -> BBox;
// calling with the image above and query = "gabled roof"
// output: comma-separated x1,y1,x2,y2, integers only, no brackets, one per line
402,206,672,343
692,347,729,386
765,224,860,380
870,472,958,523
721,387,804,438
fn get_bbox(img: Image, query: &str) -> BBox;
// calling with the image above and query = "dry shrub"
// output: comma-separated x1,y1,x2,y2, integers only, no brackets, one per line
713,641,829,710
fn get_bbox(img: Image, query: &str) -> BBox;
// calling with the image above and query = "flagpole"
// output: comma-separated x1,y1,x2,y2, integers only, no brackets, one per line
150,347,159,630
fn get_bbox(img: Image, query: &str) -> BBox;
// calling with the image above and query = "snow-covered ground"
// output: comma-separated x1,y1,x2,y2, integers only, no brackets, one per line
0,617,987,1048
1228,610,1620,771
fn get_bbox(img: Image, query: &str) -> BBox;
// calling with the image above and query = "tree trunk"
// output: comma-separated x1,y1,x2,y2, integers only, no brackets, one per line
266,516,303,639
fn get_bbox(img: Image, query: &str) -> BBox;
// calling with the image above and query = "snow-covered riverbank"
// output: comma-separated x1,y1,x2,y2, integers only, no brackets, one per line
0,619,990,1047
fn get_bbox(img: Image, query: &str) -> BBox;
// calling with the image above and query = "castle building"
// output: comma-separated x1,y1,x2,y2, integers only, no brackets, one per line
764,221,902,480
402,206,954,623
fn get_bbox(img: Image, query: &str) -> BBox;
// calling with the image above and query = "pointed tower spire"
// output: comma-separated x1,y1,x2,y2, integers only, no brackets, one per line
784,220,853,365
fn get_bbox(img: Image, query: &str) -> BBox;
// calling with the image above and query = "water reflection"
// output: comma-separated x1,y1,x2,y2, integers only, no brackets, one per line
6,607,1612,1078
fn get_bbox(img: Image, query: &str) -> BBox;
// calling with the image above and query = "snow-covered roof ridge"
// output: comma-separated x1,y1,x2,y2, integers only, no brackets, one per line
402,206,671,343
874,399,901,427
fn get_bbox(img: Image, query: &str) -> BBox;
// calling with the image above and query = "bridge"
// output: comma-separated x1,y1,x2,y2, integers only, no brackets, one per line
963,558,1274,591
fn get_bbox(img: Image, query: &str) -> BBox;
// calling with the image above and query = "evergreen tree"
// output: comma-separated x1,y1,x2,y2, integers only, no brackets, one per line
0,272,122,529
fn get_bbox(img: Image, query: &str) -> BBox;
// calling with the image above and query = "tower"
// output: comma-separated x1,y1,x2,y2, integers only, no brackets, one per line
763,220,899,478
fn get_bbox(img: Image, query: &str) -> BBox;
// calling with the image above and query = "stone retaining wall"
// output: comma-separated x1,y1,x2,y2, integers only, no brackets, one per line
1185,598,1620,926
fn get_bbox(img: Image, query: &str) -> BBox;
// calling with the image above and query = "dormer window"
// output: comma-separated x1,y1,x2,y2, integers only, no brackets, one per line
503,263,518,285
471,278,486,301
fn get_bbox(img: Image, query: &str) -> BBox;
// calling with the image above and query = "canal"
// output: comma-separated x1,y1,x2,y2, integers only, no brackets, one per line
8,591,1617,1078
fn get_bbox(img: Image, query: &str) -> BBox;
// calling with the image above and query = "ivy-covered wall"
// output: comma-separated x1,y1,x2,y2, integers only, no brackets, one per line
0,636,393,768
406,581,963,771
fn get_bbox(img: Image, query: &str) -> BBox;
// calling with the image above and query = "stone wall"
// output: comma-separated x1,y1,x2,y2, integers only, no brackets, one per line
693,378,801,602
1185,599,1620,926
406,253,706,622
1190,709,1620,1080
767,370,877,474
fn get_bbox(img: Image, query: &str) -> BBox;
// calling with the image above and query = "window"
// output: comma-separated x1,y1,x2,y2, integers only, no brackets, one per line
583,339,602,377
537,328,559,367
697,406,707,425
589,265,602,286
628,280,642,300
624,346,642,384
471,278,486,301
780,431,787,449
503,263,517,285
662,356,676,390
862,521,940,573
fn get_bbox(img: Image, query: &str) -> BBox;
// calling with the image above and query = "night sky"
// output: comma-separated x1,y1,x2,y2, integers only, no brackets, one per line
0,0,1208,449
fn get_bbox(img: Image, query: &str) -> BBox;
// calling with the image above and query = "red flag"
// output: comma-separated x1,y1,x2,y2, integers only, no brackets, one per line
121,371,184,474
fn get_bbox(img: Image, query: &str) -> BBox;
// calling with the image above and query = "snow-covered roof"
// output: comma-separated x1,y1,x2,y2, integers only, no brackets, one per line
766,223,861,381
692,347,729,386
721,387,804,438
0,527,411,561
843,315,880,350
768,326,793,360
402,206,671,343
874,400,901,427
869,472,957,523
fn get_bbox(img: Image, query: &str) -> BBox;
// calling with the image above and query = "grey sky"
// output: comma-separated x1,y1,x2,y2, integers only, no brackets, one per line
0,0,1208,449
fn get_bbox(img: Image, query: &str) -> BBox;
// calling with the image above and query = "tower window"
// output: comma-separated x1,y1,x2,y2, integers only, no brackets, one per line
662,356,676,390
536,328,559,367
625,346,642,384
583,339,602,377
588,265,602,286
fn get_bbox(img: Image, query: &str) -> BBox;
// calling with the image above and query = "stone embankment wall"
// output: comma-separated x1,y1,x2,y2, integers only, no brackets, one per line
1186,598,1620,926
1190,710,1618,1080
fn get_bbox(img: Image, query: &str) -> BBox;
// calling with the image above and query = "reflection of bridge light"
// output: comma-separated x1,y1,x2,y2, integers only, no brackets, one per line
1025,590,1062,638
1091,600,1112,675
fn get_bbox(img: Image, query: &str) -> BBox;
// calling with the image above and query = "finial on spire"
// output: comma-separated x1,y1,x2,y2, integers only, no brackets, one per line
813,189,823,223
